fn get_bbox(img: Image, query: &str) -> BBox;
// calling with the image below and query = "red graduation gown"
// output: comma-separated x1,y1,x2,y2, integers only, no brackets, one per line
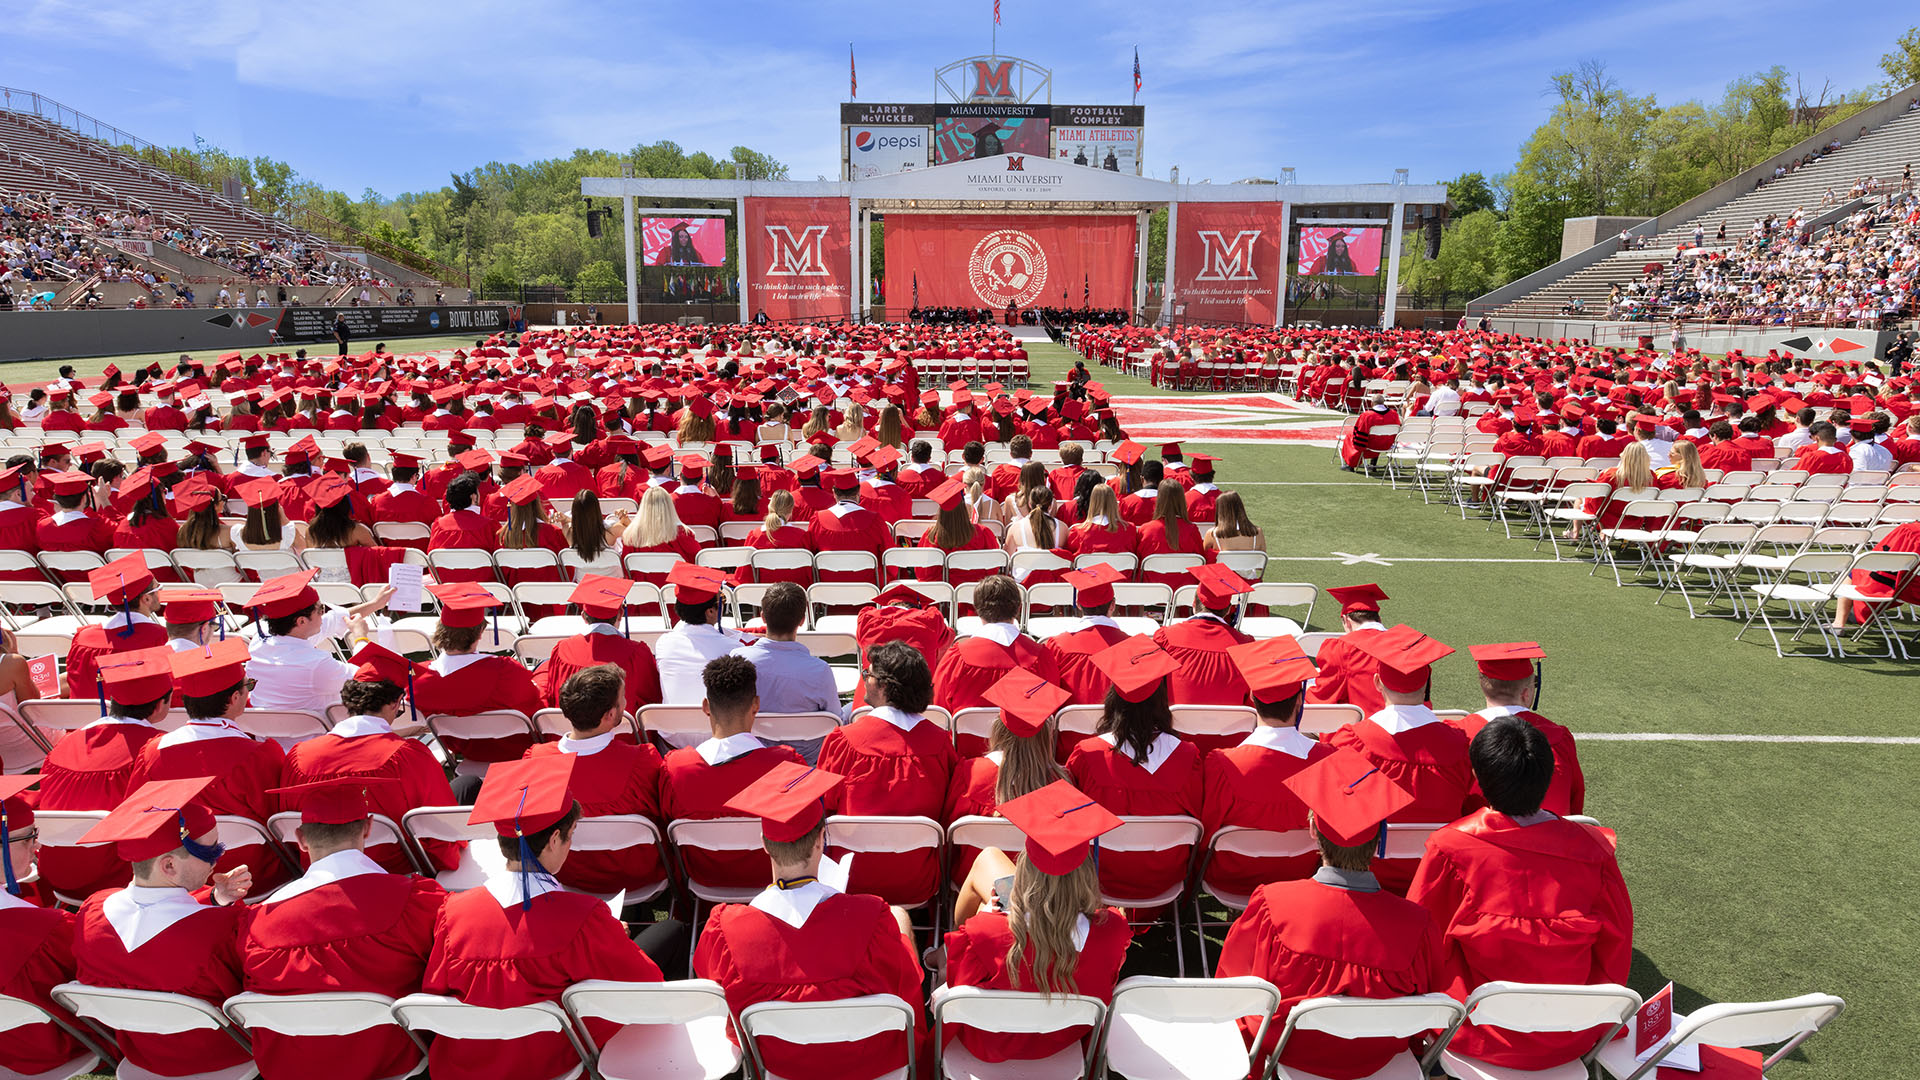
34,721,161,899
1324,715,1475,894
1447,708,1586,817
806,503,893,574
1305,632,1387,716
1152,617,1254,730
130,726,291,891
0,899,86,1076
370,486,440,528
1200,737,1334,897
423,886,662,1080
852,607,954,710
35,513,116,557
523,739,667,894
1044,620,1132,706
941,756,1002,884
64,621,170,702
915,524,1000,584
242,871,447,1080
659,743,806,891
282,732,463,873
857,480,912,523
0,505,41,559
932,634,1061,714
694,892,926,1080
73,892,250,1077
943,909,1131,1062
1216,877,1442,1080
816,715,958,906
531,632,663,714
1064,735,1205,905
1408,811,1633,1069
414,656,544,762
427,509,499,553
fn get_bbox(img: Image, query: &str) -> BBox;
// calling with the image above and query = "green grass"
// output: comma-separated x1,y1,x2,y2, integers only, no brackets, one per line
45,332,1904,1078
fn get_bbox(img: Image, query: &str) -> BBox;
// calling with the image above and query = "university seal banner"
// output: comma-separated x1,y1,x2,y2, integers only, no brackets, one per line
883,213,1135,311
1173,202,1287,325
743,197,854,321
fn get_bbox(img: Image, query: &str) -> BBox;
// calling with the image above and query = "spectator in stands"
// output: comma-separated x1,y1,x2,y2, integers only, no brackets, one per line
730,582,842,725
655,564,749,707
1408,718,1632,1073
1216,750,1440,1078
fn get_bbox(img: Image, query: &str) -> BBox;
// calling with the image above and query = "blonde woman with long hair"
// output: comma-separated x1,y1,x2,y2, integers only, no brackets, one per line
744,488,809,553
1659,439,1708,491
1066,483,1136,556
942,782,1130,1061
834,402,866,442
675,403,716,444
619,486,698,565
800,404,833,442
1582,441,1662,531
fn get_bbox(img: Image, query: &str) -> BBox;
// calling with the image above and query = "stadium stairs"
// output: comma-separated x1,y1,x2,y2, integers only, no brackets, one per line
0,90,447,289
1472,81,1920,327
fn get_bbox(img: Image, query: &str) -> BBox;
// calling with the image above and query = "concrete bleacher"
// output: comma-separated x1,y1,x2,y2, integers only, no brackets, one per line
0,104,442,289
1485,93,1920,324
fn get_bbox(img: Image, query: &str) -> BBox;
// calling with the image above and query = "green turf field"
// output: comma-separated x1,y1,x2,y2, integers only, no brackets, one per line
39,332,1896,1077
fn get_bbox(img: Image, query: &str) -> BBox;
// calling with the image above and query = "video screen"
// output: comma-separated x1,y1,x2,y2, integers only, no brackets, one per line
642,217,727,267
1297,226,1383,277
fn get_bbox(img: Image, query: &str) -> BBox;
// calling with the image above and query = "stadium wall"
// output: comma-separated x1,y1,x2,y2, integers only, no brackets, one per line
0,306,507,362
1490,318,1897,360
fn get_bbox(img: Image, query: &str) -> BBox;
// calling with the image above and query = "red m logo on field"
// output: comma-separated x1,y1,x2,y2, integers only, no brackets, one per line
1006,155,1025,171
763,225,831,277
1193,229,1263,282
971,60,1015,99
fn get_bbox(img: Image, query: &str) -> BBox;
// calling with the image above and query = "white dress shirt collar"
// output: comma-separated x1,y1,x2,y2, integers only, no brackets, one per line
558,730,619,757
330,714,395,739
430,652,489,677
866,706,924,733
1072,615,1121,632
156,718,249,748
749,877,841,930
482,867,564,909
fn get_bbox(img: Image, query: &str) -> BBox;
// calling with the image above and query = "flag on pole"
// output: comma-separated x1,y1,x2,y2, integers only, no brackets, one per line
850,44,857,99
994,0,1001,24
1133,48,1142,95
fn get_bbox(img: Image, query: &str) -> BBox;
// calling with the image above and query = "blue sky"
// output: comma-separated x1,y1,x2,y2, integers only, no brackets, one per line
7,1,1914,199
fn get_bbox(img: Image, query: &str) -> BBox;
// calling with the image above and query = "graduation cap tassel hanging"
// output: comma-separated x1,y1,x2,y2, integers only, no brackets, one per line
94,673,106,718
0,814,16,897
116,572,132,639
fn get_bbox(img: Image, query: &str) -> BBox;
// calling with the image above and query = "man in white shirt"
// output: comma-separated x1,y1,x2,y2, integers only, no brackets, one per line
654,563,749,706
1850,417,1895,471
1775,405,1818,453
1426,379,1463,418
243,570,392,716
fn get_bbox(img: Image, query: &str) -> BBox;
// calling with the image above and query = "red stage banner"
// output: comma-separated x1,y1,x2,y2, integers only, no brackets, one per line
883,214,1135,312
743,197,854,321
1173,202,1287,325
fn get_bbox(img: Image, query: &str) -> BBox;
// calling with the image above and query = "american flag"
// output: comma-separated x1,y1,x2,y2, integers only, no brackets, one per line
1133,48,1141,93
850,44,857,99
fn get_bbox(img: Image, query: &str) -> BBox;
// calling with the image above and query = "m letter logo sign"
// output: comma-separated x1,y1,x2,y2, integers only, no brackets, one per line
1174,203,1286,324
971,60,1015,100
1194,230,1262,282
744,198,852,321
1005,155,1025,171
763,225,830,277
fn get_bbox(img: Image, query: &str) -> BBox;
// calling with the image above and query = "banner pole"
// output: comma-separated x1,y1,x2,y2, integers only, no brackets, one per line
736,191,749,323
1382,200,1405,329
1275,200,1291,329
621,167,637,325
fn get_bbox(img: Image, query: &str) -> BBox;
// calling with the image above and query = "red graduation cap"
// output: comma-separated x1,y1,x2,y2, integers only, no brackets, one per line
285,435,321,462
824,467,858,491
426,582,502,627
308,474,354,510
1110,441,1145,466
667,562,729,605
268,777,398,825
169,638,250,697
389,449,423,469
43,470,92,497
1228,635,1319,704
981,669,1071,738
721,760,843,843
570,574,631,619
1158,442,1184,458
129,432,168,457
1326,583,1387,615
237,479,283,509
97,646,178,706
74,442,109,464
89,552,156,607
175,489,216,515
1090,636,1180,702
455,449,494,472
157,587,222,624
250,569,321,621
0,775,35,835
1060,562,1124,608
874,581,935,608
929,477,967,511
468,755,577,838
78,777,220,861
502,474,544,506
1348,624,1453,694
545,430,578,452
867,446,902,471
642,443,675,469
350,641,427,685
997,779,1123,875
1282,746,1414,848
1192,563,1253,609
1469,641,1544,682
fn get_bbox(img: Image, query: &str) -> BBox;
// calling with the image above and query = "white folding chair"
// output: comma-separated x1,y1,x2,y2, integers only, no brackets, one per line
807,583,877,633
746,550,812,583
231,709,332,746
50,983,258,1080
1169,706,1257,746
822,815,944,911
1269,993,1467,1080
737,995,917,1080
222,991,424,1080
561,979,742,1080
813,552,880,585
1596,993,1844,1080
1831,550,1920,659
1594,500,1678,587
1733,550,1853,657
1299,703,1362,735
945,550,1009,582
929,986,1105,1080
423,710,537,770
0,989,114,1080
269,811,424,876
568,815,670,904
1102,975,1281,1080
1190,827,1315,972
1243,582,1316,636
399,806,500,892
1656,522,1756,618
389,995,588,1080
1437,981,1641,1080
637,705,713,751
1098,816,1202,972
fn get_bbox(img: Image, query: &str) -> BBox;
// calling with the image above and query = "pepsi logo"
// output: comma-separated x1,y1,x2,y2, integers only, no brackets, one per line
855,131,874,152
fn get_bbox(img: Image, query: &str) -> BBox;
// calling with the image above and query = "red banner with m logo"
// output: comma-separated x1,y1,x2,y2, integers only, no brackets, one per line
1173,202,1286,325
744,198,854,321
